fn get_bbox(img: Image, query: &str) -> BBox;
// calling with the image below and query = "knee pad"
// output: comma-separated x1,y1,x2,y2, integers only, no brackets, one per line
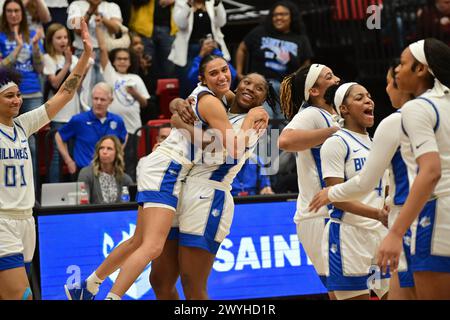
22,287,32,300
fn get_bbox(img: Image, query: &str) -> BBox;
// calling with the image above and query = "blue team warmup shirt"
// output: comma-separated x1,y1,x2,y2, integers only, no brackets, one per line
231,157,271,196
58,109,127,168
0,30,45,94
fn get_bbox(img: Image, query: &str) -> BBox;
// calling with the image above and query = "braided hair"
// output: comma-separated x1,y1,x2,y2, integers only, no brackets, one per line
279,65,311,121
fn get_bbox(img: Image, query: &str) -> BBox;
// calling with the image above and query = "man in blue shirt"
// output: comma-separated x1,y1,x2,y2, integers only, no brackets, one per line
231,155,274,196
55,82,128,176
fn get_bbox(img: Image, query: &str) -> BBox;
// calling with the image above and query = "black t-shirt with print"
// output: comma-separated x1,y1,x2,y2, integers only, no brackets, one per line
243,25,314,82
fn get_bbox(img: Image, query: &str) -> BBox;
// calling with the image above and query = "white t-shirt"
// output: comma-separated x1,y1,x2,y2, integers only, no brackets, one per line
0,106,49,218
101,61,149,134
67,0,122,49
328,111,411,207
43,53,80,123
283,106,340,222
321,128,387,229
44,0,69,8
400,89,450,198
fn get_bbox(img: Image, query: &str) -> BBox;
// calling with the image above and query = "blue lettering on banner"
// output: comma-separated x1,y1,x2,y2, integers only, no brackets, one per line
37,202,326,300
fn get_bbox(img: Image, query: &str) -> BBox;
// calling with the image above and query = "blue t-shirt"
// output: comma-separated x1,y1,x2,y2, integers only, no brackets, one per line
0,30,44,94
58,110,127,168
231,156,271,196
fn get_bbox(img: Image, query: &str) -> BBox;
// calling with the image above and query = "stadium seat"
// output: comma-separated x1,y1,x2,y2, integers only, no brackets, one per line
136,119,171,159
156,78,179,119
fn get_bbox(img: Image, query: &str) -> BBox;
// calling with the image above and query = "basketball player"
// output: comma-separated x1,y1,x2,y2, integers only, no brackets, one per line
277,64,340,297
319,82,389,300
378,38,450,299
0,19,92,300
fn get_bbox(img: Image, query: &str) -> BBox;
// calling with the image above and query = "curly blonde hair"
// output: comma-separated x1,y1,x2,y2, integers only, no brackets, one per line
92,135,125,179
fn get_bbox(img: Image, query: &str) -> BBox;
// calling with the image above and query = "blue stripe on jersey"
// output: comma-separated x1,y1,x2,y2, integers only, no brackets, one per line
317,109,331,127
311,148,333,212
416,97,439,132
136,160,183,208
340,129,370,151
311,147,326,189
391,148,409,205
194,91,213,125
331,134,351,163
0,126,17,142
0,253,25,271
189,143,196,161
209,156,239,182
14,122,27,136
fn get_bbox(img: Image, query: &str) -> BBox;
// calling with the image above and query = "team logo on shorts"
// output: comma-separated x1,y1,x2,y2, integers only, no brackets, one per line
103,224,152,299
211,208,221,218
419,216,431,228
110,121,117,130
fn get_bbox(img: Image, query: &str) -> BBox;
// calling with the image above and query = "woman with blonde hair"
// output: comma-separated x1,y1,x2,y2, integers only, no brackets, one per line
78,135,133,204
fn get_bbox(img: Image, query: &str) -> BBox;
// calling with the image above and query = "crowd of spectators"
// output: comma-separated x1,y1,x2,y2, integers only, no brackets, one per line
0,0,447,201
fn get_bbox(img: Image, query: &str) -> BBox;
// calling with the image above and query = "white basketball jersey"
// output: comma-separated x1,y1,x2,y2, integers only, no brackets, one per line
400,91,450,198
156,85,216,165
0,106,49,217
321,128,386,229
187,112,258,188
283,106,341,222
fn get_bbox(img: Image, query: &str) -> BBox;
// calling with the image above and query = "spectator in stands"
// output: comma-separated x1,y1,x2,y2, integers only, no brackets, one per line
43,23,86,182
96,19,150,181
187,34,236,93
78,135,133,204
1,0,52,30
55,82,128,178
67,0,123,85
151,123,171,151
417,0,450,46
129,0,177,80
235,1,313,122
0,0,45,185
231,155,274,196
129,32,158,122
169,0,230,98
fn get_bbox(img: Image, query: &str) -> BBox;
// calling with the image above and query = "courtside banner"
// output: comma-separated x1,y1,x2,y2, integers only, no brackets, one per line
37,200,326,300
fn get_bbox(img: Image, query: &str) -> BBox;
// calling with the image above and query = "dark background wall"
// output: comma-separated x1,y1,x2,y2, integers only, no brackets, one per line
220,0,432,134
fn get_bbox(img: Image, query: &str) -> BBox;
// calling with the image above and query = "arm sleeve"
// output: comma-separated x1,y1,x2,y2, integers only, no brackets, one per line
329,114,400,202
401,100,439,159
15,105,50,137
134,75,150,99
213,2,227,28
101,61,116,85
42,54,56,75
104,2,123,21
321,136,347,179
173,0,191,30
283,108,327,130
